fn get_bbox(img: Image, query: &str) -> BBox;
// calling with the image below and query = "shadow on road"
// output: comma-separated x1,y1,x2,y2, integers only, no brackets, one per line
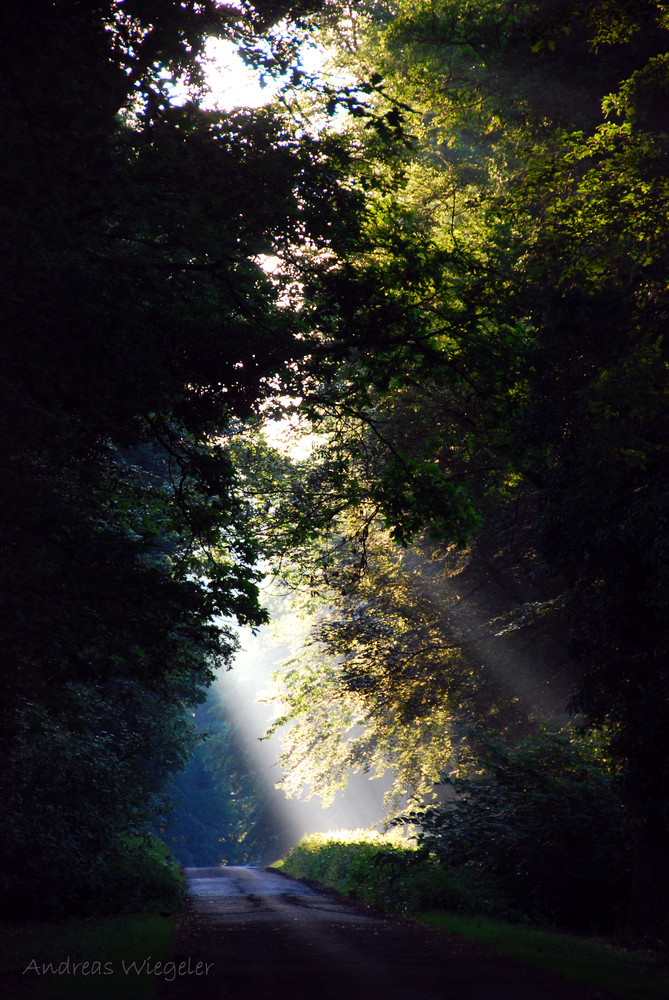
156,866,615,1000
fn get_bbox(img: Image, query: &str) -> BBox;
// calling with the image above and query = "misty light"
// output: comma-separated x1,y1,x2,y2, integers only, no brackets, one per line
211,621,390,854
200,37,279,110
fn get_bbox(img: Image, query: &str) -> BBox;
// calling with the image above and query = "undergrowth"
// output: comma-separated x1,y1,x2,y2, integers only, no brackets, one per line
1,913,175,1000
275,828,501,916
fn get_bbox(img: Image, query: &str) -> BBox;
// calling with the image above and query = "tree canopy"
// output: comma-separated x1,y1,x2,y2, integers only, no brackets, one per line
0,0,345,916
250,0,669,938
2,0,669,940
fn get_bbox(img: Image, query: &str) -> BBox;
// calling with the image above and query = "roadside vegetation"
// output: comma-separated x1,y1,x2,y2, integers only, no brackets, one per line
276,831,669,1000
0,913,174,1000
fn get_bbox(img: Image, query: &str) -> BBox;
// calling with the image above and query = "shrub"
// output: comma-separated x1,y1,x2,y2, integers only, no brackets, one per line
99,833,185,915
403,728,632,931
279,829,498,915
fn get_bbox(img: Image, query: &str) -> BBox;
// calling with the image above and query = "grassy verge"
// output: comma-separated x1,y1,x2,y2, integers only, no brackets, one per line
276,830,669,1000
1,913,175,1000
420,912,669,1000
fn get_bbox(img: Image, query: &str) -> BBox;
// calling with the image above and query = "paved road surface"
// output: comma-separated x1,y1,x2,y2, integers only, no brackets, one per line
157,866,614,1000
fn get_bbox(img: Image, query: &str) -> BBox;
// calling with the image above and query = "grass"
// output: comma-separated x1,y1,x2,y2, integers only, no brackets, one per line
419,912,669,1000
277,829,669,1000
0,913,175,1000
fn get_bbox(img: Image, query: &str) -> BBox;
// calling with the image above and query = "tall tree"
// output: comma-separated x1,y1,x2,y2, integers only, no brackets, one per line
0,0,361,916
256,0,669,937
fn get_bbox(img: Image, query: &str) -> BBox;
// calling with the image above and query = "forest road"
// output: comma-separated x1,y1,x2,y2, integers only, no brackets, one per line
156,866,615,1000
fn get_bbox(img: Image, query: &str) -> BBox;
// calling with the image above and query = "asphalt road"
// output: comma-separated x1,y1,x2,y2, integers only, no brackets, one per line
156,866,614,1000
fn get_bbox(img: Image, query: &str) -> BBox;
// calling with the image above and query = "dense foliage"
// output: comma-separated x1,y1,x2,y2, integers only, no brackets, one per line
259,0,669,939
278,726,632,936
3,0,668,941
278,731,631,933
277,829,474,915
0,0,344,917
403,729,631,931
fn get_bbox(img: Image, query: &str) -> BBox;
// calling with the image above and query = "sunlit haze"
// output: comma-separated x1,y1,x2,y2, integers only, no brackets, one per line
201,37,279,109
198,33,379,848
213,624,390,855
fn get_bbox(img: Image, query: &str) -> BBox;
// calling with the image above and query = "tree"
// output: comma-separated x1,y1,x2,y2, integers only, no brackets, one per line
258,0,669,937
159,696,291,867
506,84,669,941
404,728,632,932
4,0,668,938
0,0,365,916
